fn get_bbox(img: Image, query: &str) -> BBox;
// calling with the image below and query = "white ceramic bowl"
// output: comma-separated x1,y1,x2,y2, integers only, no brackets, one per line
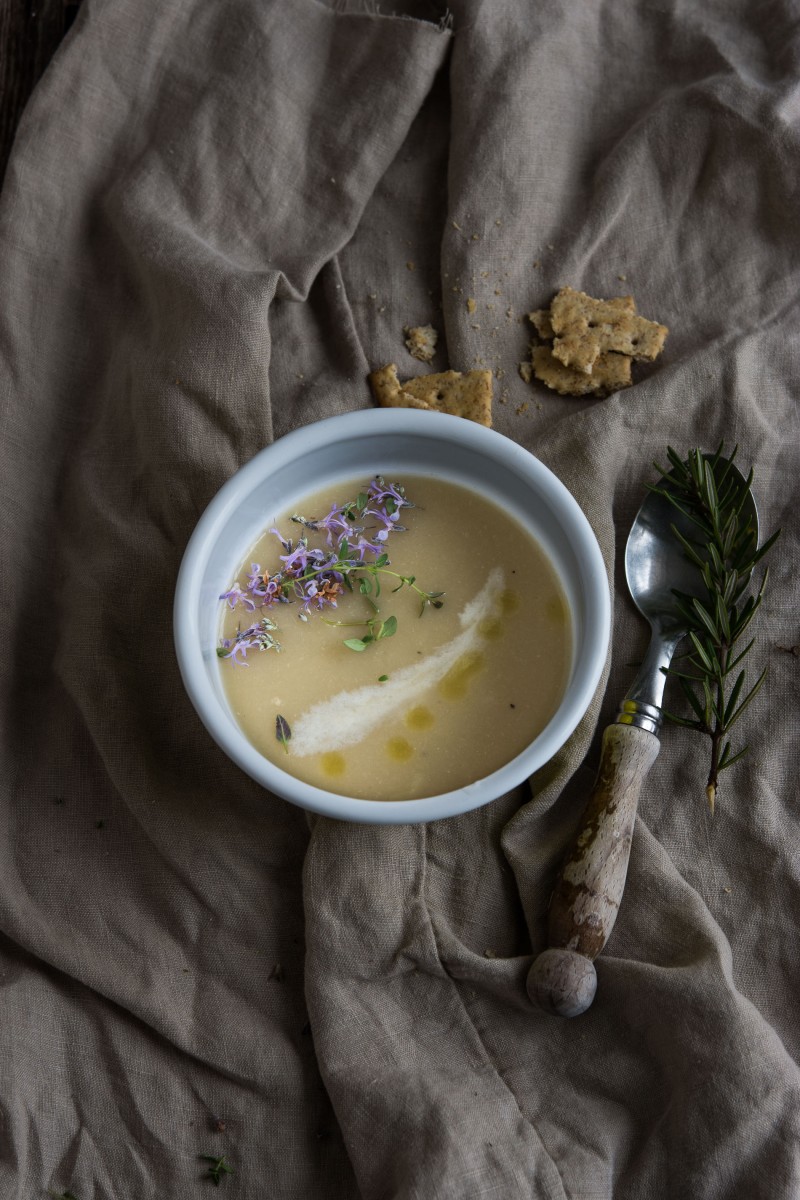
174,409,610,824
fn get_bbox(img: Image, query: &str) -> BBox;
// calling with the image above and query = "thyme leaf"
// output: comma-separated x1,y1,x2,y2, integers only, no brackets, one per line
275,714,291,753
200,1154,234,1186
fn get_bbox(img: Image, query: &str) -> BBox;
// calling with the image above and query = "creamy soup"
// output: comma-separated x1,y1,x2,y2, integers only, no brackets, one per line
218,475,571,801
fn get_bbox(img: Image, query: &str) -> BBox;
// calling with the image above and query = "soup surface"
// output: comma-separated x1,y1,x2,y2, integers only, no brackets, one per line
218,475,571,800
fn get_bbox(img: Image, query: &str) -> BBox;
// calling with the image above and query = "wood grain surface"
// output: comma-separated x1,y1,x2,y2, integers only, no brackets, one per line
0,0,81,182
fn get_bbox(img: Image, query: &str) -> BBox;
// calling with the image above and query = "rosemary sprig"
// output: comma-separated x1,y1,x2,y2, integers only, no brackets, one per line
649,445,780,813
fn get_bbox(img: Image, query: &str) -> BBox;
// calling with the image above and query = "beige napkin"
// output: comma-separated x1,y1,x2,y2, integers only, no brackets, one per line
1,0,799,1197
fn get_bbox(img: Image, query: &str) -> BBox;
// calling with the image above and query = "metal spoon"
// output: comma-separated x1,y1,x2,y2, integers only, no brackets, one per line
527,459,758,1018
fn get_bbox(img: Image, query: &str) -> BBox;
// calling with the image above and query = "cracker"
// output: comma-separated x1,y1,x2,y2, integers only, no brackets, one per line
368,363,493,427
403,324,438,363
528,296,635,344
550,286,667,373
401,369,493,427
531,345,632,397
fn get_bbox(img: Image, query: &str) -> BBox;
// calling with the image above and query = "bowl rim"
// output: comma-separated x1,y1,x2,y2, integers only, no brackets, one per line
173,409,610,824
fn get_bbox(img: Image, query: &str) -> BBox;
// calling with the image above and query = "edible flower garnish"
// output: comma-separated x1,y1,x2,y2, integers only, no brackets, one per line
217,478,444,662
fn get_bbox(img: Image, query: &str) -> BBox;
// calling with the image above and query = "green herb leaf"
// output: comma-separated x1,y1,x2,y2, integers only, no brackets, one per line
344,638,368,652
378,675,389,682
200,1154,234,1186
275,715,291,753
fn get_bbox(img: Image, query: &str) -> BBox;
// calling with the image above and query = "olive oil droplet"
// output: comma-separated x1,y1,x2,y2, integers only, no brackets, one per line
321,751,346,778
406,705,435,731
478,616,503,640
546,595,567,626
499,588,521,614
387,736,414,763
439,650,485,700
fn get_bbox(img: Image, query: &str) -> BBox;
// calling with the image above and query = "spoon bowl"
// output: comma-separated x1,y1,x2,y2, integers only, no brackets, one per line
626,462,759,640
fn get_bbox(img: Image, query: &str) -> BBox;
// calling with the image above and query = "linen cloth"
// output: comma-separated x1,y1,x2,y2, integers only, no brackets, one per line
1,0,799,1196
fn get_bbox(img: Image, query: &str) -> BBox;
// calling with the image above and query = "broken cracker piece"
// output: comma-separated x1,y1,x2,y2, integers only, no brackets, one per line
368,363,492,427
368,364,433,412
528,295,635,343
528,309,555,339
403,324,438,363
550,286,667,373
401,369,493,427
532,345,632,398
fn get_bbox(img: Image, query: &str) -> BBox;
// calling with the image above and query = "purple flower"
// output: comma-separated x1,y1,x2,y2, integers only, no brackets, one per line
299,575,342,612
368,478,410,510
241,563,283,608
218,618,281,664
318,502,353,546
219,582,256,612
351,534,385,560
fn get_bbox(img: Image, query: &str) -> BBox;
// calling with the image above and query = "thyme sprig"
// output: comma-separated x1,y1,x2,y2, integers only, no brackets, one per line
649,445,780,813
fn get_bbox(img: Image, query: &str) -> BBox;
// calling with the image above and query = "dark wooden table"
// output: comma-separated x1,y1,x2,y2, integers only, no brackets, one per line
0,0,81,182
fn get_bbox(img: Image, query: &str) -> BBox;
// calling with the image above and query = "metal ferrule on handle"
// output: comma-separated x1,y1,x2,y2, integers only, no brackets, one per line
616,698,663,736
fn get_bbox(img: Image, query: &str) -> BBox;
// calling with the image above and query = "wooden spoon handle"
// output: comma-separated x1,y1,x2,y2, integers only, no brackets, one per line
528,722,660,1017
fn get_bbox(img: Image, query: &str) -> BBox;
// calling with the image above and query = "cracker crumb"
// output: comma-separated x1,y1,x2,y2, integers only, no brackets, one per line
532,259,540,268
617,273,627,282
406,261,415,271
471,233,480,241
403,324,438,363
515,402,528,416
466,297,477,314
518,361,533,384
452,220,462,231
